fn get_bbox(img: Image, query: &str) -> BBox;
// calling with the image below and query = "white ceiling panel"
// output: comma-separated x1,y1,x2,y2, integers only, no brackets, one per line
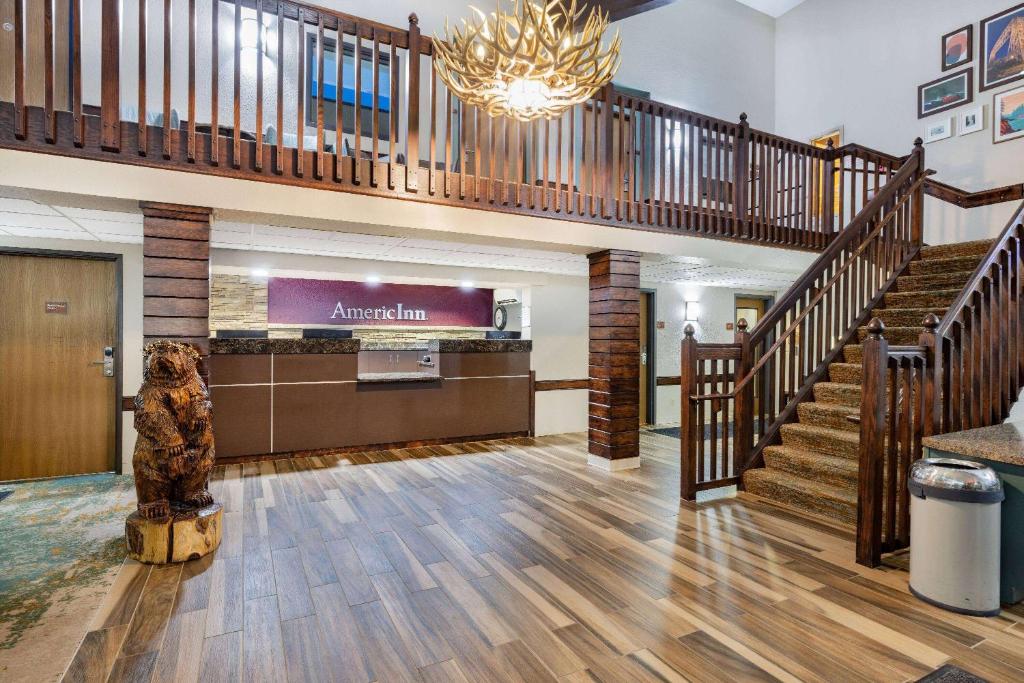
733,0,806,18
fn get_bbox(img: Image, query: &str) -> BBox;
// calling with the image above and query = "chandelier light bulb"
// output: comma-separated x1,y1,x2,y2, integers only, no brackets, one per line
433,0,621,121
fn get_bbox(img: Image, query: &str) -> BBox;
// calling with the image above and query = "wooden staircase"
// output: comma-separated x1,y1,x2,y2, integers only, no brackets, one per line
742,238,995,525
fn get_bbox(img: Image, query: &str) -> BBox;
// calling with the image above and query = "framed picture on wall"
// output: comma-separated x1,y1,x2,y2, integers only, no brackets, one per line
980,3,1024,91
941,25,973,71
918,69,974,118
994,85,1024,143
959,105,986,135
923,117,954,143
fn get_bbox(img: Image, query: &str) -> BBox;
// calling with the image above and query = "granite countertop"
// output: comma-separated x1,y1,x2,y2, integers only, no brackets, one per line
359,341,430,352
428,339,533,353
210,338,361,354
923,422,1024,467
356,372,442,384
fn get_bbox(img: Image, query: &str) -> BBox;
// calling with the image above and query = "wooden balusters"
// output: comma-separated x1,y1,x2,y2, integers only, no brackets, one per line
71,0,82,146
43,0,54,143
13,0,26,139
163,0,172,159
406,13,421,191
187,0,196,162
388,30,399,190
295,9,305,178
315,14,325,179
100,0,120,151
254,0,264,171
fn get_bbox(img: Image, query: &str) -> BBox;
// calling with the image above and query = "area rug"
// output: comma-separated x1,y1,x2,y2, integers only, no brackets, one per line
0,474,135,682
650,419,760,440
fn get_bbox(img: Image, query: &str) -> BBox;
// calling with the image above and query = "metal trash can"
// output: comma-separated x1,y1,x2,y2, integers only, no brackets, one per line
909,458,1004,616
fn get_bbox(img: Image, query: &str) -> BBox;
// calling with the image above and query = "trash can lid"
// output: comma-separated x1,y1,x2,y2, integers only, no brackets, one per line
908,458,1004,503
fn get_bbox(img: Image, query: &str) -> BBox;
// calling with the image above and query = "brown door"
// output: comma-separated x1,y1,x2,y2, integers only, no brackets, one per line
0,253,118,480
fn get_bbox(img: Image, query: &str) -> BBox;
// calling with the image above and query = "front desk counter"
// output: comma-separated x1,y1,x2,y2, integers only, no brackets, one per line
207,338,532,459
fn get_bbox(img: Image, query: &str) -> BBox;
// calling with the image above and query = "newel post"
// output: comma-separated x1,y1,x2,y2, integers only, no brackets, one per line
406,13,421,192
911,137,925,245
919,313,942,436
822,138,836,233
680,325,699,500
733,318,754,474
100,0,121,151
733,113,750,236
857,318,888,567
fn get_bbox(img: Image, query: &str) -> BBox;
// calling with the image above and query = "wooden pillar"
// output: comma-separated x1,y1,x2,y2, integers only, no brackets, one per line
141,202,212,357
588,249,641,470
856,317,888,567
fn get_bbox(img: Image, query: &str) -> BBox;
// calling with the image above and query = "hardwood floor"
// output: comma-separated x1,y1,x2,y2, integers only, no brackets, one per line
61,432,1024,682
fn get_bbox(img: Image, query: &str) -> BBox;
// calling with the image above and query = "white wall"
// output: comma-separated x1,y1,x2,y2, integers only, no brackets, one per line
645,281,782,425
775,0,1023,245
0,234,144,471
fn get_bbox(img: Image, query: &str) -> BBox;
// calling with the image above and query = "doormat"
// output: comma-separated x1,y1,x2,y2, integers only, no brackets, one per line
916,665,988,682
0,490,12,503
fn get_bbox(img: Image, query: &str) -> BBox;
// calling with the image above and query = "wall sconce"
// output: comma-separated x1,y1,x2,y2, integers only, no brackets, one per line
240,17,269,53
684,301,699,322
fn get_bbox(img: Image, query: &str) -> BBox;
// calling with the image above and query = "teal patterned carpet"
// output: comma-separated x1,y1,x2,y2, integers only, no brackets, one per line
0,474,134,680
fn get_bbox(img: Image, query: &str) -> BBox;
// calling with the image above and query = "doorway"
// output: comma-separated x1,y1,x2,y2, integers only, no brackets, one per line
0,251,121,480
735,295,771,329
639,290,656,425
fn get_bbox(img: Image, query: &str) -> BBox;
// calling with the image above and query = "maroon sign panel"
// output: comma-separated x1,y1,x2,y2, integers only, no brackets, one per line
268,277,494,327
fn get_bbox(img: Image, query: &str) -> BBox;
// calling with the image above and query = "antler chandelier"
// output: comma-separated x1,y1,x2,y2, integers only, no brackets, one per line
432,0,621,121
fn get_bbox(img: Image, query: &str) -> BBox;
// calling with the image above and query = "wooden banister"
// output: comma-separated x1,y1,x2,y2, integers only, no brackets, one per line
924,177,1024,209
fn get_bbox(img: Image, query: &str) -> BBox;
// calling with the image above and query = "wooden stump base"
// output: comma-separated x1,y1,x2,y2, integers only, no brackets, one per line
125,503,223,564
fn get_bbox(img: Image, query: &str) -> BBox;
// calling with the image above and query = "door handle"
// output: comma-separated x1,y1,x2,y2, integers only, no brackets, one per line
92,346,115,377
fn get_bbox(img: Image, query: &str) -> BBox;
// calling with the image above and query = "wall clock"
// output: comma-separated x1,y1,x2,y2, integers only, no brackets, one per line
493,305,507,331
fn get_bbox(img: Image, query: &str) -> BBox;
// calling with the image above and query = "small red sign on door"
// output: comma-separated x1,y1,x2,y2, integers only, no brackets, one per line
45,301,68,314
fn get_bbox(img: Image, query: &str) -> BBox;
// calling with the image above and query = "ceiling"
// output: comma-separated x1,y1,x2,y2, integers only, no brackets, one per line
0,197,799,290
733,0,807,18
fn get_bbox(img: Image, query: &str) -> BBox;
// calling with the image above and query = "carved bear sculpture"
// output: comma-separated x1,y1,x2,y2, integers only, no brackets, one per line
133,341,216,519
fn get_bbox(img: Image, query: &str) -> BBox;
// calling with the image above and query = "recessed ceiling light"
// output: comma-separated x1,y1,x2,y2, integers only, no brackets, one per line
461,280,475,289
366,274,381,283
251,268,269,278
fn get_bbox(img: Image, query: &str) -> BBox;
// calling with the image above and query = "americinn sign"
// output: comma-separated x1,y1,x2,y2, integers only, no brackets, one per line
268,278,494,327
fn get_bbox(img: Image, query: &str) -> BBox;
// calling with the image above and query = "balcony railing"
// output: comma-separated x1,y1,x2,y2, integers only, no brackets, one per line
2,0,895,250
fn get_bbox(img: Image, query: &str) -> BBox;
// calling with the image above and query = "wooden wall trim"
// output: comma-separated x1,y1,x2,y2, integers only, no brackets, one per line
535,379,589,391
924,178,1024,209
656,376,681,386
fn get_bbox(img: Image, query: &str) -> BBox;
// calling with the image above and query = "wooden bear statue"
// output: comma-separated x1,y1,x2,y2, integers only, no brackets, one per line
132,341,216,518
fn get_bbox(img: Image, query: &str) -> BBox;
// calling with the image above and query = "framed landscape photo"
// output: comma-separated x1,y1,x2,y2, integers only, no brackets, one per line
959,105,985,135
980,3,1024,91
994,85,1024,143
918,69,974,118
942,25,973,71
923,117,954,143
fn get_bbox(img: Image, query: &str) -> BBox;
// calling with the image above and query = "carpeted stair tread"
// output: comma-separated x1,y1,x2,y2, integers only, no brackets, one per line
844,344,863,364
897,270,977,292
742,468,857,526
814,381,862,407
872,307,947,327
762,445,860,488
780,422,859,459
857,325,922,345
908,255,983,276
798,401,860,433
884,288,961,309
828,362,862,385
920,239,995,261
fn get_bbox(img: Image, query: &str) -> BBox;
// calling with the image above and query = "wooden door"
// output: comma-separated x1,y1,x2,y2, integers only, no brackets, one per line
0,253,118,480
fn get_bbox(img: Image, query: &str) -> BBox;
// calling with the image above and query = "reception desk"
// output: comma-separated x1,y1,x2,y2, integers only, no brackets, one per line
207,337,532,459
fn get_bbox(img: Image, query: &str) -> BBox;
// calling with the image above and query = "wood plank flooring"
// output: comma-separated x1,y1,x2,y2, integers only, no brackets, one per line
61,432,1024,682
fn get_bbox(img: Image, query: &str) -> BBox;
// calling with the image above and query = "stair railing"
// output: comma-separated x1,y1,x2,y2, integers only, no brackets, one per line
681,140,928,499
857,198,1024,567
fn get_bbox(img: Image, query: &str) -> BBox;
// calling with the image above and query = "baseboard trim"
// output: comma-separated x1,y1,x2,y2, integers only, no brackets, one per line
587,454,641,471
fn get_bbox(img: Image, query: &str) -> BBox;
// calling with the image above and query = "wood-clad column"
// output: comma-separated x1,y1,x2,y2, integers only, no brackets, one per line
141,202,212,355
588,249,641,470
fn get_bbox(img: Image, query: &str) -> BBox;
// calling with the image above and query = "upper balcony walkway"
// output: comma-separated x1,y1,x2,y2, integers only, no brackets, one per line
0,0,906,251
